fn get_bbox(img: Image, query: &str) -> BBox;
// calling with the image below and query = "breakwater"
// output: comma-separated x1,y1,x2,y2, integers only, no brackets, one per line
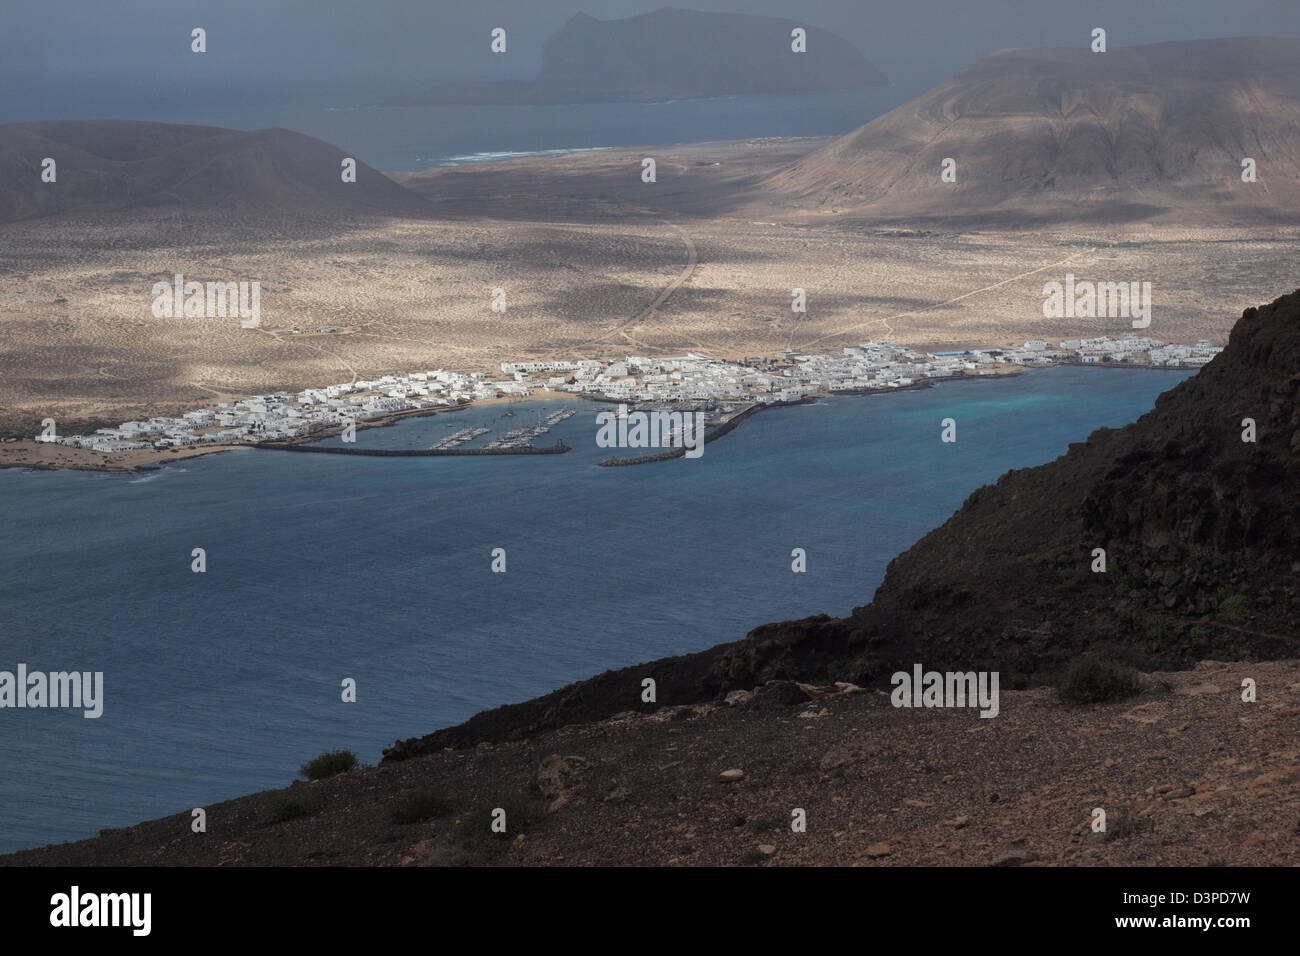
254,441,570,457
596,401,781,466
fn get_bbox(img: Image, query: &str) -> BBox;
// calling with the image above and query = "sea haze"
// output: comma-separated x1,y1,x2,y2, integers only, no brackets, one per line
0,366,1192,852
16,87,903,171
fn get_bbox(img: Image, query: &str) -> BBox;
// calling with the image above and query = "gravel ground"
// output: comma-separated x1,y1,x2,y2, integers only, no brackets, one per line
5,658,1297,867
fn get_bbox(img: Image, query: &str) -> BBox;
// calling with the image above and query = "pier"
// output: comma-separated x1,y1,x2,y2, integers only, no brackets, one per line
596,401,775,466
253,441,570,457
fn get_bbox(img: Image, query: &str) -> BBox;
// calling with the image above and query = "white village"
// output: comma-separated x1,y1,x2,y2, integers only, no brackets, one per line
38,334,1222,453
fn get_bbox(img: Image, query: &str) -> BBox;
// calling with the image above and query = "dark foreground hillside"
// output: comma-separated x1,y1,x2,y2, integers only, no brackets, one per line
6,659,1298,866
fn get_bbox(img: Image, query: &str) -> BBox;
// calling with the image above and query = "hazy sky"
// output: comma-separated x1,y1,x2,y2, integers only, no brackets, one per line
3,0,1297,120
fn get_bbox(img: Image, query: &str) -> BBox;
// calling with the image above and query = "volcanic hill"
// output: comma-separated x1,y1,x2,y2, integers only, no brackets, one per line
0,120,434,223
767,37,1300,227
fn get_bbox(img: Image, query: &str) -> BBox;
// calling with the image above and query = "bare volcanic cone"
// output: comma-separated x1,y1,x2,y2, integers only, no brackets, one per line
0,120,434,222
767,37,1300,227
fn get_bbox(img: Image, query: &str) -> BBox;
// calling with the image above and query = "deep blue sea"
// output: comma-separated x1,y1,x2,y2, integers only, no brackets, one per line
0,366,1192,852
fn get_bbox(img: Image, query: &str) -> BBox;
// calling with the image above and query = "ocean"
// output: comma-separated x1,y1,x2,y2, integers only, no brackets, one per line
14,87,906,172
0,366,1193,853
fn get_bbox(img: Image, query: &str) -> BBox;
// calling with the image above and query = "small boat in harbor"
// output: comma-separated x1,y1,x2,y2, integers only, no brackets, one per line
542,408,578,426
432,426,492,449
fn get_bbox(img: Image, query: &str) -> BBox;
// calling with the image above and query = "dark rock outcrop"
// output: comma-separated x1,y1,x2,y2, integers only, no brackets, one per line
830,288,1300,679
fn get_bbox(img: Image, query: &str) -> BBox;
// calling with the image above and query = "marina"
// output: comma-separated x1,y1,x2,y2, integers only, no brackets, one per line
253,440,570,457
433,426,492,449
484,408,578,449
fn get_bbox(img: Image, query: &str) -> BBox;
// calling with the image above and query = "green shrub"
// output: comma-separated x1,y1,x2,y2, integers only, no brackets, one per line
1217,593,1251,623
300,749,358,781
449,791,541,847
262,789,323,824
1058,655,1143,704
391,788,454,825
1102,806,1150,841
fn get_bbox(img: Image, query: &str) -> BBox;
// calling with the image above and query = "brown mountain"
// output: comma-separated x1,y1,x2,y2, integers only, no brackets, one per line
388,287,1300,757
0,120,434,222
767,37,1300,226
387,8,886,106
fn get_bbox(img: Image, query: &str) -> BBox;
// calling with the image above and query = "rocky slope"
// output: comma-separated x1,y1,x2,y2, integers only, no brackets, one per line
387,8,886,106
825,287,1300,680
387,287,1300,759
767,37,1300,226
6,659,1298,866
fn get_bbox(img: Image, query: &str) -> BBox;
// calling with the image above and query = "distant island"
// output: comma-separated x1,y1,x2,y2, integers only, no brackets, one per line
385,8,887,107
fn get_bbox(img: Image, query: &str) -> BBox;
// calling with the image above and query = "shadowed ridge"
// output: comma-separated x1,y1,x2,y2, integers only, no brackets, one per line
739,287,1300,685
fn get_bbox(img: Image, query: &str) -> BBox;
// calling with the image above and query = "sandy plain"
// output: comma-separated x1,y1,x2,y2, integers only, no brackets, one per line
1,138,1296,468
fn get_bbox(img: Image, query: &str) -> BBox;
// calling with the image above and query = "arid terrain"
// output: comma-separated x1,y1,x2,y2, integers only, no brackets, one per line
3,139,1297,447
5,36,1300,449
770,37,1300,227
5,658,1296,867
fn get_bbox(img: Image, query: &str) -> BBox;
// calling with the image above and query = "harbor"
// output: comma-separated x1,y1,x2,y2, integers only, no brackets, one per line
253,440,570,457
485,407,578,449
20,335,1222,473
433,426,492,449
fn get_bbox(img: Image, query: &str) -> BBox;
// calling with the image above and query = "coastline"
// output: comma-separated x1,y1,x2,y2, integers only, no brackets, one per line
0,394,541,474
596,400,783,465
255,440,571,456
0,349,1233,859
0,364,1197,476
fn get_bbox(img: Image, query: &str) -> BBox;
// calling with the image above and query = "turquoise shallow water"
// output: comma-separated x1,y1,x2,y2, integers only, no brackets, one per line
0,366,1192,852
